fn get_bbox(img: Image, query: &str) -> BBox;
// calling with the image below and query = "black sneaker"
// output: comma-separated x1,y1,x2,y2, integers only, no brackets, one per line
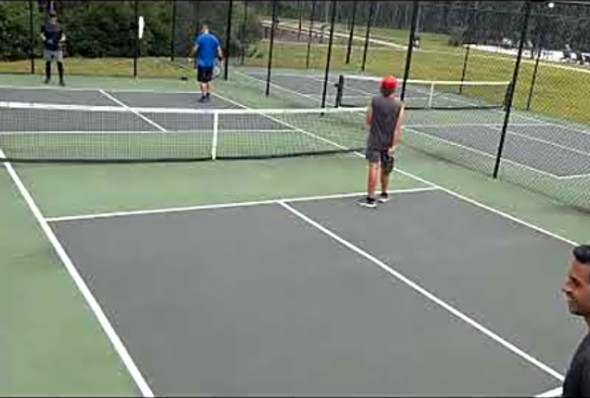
59,80,65,87
198,95,206,103
378,193,390,203
358,196,377,208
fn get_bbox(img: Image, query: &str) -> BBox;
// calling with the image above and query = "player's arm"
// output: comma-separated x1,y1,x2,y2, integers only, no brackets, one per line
189,43,198,57
391,105,405,152
217,45,224,61
365,105,372,125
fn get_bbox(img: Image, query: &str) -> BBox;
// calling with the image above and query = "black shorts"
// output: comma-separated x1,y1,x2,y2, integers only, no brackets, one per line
366,148,395,174
365,148,388,163
197,66,214,83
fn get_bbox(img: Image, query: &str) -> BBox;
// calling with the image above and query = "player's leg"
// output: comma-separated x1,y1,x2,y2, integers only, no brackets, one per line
197,66,207,102
56,50,64,86
203,67,213,101
43,50,51,84
378,151,391,203
358,149,380,208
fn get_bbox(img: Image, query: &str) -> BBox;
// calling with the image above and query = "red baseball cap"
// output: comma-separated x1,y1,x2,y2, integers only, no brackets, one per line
380,75,397,90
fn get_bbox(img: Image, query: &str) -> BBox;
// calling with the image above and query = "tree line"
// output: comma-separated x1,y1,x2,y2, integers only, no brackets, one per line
1,1,589,62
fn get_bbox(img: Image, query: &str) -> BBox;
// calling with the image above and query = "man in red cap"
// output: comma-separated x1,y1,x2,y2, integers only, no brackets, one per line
358,75,405,208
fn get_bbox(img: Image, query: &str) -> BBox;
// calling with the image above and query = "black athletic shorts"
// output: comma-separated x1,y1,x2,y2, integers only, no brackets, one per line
197,66,213,83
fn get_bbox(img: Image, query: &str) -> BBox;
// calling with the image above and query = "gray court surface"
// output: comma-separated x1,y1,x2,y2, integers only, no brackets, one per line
237,69,590,178
49,189,580,396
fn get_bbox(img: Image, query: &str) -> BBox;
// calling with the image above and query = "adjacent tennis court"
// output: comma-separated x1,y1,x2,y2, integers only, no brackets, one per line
2,81,589,178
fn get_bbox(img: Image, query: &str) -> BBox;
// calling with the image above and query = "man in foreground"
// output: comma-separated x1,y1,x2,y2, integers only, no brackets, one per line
562,244,590,397
358,75,405,209
40,12,66,86
189,24,224,103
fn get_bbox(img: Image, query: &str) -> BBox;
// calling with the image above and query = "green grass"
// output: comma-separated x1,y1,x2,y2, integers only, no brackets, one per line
0,167,138,395
2,21,588,127
270,19,590,126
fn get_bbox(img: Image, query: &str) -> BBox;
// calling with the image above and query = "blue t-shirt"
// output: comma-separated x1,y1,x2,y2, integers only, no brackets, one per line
194,33,220,68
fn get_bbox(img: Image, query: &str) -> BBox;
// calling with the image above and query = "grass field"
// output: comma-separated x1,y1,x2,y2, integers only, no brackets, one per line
1,20,588,126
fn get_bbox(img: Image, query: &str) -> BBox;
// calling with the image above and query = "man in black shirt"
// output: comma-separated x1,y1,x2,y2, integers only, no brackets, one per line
562,245,590,397
40,12,66,86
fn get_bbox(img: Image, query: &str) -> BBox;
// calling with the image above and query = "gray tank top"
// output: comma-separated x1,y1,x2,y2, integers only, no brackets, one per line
368,95,402,150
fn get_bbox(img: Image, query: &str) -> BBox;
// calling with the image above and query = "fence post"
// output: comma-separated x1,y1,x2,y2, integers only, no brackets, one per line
526,10,545,111
361,1,375,72
345,0,357,64
305,1,316,69
321,0,337,109
224,0,232,80
265,0,278,96
170,1,176,61
29,0,35,74
459,1,479,94
133,0,138,78
401,1,421,102
493,0,532,179
240,1,248,65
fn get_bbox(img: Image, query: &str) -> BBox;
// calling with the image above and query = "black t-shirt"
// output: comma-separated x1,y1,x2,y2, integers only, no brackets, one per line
367,95,403,150
41,21,63,51
563,333,590,397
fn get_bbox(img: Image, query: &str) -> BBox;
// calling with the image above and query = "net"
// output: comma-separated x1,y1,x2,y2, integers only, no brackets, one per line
336,74,512,110
0,102,369,162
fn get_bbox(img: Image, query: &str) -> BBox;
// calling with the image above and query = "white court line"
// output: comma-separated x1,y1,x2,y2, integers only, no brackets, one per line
214,89,581,248
0,83,198,95
98,90,167,132
405,127,564,180
234,69,324,104
279,201,565,382
510,110,590,138
0,129,296,136
557,172,590,180
45,187,439,223
407,122,544,128
535,386,563,397
0,147,154,397
485,125,590,158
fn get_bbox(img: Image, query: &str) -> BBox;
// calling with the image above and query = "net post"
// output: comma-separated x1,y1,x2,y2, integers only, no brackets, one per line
305,1,316,69
321,0,336,109
361,1,375,72
459,45,470,94
335,74,344,107
428,82,435,109
400,1,421,102
265,0,278,96
170,1,176,62
493,0,531,179
345,0,357,65
224,0,233,81
211,111,219,160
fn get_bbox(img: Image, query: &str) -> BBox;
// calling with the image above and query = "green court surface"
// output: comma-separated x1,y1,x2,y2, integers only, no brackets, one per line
2,72,590,395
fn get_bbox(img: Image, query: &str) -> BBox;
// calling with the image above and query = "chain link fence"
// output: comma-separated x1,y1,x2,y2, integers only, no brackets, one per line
0,0,588,211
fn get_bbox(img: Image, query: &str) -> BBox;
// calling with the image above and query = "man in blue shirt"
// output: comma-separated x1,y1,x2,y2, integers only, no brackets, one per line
190,24,223,103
